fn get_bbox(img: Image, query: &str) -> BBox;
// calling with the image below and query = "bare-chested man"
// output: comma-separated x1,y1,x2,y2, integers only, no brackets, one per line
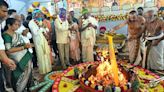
144,10,164,71
110,10,146,65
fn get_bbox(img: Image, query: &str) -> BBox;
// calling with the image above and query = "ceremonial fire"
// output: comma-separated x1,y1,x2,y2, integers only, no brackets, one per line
88,36,127,87
88,61,127,86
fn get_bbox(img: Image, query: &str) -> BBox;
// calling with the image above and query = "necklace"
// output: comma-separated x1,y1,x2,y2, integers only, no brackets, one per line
34,19,40,26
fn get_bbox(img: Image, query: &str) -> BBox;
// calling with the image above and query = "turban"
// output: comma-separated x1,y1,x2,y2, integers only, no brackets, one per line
82,8,89,15
28,8,33,13
32,9,43,21
100,26,106,33
32,2,40,8
59,8,66,20
42,7,49,15
69,8,74,12
100,26,106,31
59,8,66,15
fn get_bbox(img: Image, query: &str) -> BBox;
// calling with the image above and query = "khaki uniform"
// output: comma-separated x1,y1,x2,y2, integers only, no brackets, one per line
55,16,70,68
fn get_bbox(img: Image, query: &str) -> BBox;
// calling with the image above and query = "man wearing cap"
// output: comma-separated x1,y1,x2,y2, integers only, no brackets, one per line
110,10,146,66
144,10,164,71
79,8,98,62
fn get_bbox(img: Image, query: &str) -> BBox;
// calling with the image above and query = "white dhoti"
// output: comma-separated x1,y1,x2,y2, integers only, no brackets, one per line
147,40,164,70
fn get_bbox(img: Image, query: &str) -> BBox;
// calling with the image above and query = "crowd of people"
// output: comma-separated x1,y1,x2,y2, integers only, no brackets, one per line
0,1,98,91
110,7,164,71
0,0,163,92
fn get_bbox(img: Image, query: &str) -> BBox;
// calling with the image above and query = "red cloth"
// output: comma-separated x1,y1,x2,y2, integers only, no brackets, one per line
99,26,106,31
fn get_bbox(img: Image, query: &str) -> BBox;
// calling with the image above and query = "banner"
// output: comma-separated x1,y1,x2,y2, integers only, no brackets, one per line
119,0,143,5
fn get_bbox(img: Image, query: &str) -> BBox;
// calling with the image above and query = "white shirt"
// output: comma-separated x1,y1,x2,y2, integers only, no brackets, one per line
81,16,98,46
21,36,33,53
16,25,32,39
0,25,5,50
16,25,33,53
0,24,6,68
16,24,25,34
1,20,6,30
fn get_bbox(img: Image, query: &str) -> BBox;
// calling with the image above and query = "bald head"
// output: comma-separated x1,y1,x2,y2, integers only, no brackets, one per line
144,10,157,22
14,14,21,21
147,10,155,18
10,14,22,22
11,14,21,26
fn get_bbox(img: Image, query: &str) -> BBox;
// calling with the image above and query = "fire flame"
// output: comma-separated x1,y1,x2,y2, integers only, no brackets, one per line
88,35,127,86
88,61,127,86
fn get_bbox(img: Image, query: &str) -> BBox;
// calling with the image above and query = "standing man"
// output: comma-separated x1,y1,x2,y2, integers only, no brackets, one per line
80,8,98,62
29,9,52,74
55,8,71,69
110,10,146,66
145,10,164,71
0,1,16,92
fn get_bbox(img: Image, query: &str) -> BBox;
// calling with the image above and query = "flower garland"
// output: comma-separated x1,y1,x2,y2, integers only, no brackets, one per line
94,14,128,22
93,11,162,22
